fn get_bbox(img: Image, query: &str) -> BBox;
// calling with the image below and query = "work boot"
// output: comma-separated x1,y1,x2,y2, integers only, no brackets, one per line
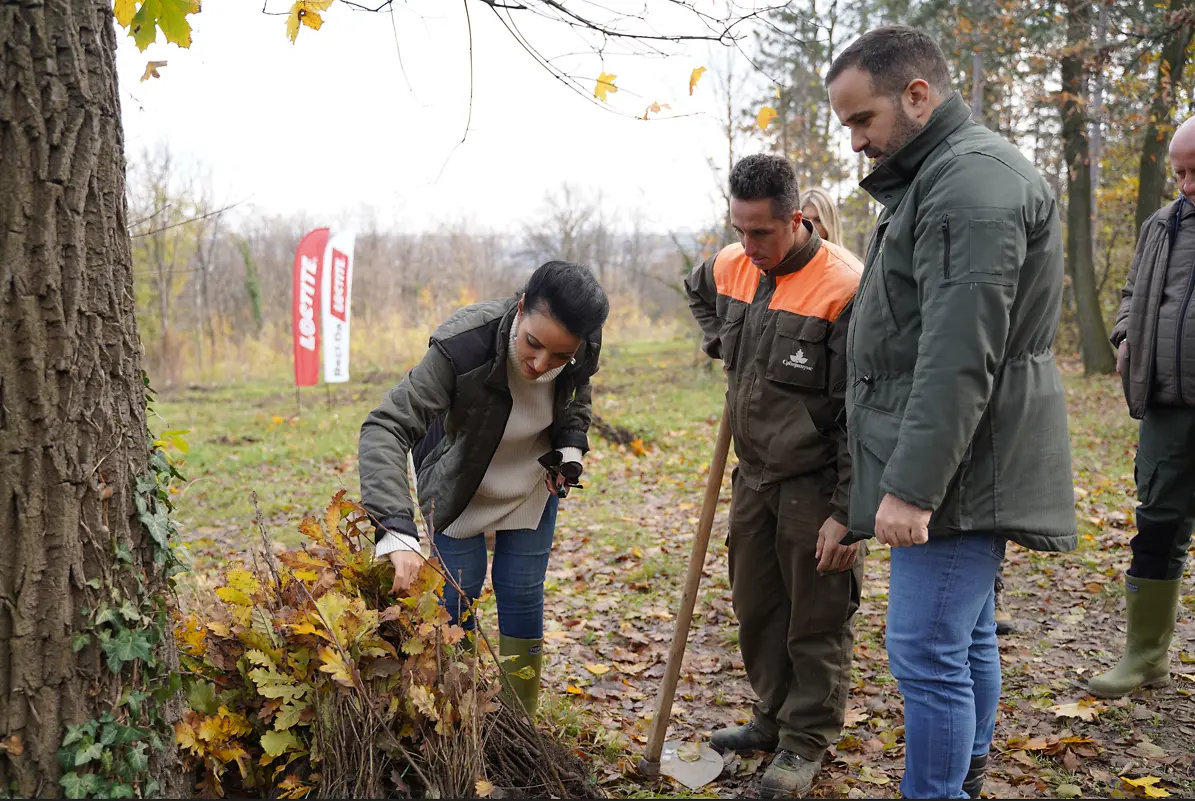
759,750,821,798
994,610,1016,636
710,720,779,753
498,634,543,715
1088,575,1181,698
963,752,988,798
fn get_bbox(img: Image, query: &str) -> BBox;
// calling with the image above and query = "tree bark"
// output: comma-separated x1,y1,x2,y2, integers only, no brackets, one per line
1061,0,1116,374
1134,0,1194,234
0,1,180,796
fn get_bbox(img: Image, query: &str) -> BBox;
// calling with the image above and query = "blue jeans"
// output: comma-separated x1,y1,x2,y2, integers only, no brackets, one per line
886,533,1006,799
432,495,557,640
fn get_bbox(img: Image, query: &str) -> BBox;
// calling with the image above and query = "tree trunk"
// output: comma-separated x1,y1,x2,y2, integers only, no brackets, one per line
0,1,182,797
1061,0,1116,374
1134,0,1194,234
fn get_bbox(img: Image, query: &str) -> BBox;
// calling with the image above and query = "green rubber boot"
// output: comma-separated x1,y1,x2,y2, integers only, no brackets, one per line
498,634,543,716
1087,575,1181,699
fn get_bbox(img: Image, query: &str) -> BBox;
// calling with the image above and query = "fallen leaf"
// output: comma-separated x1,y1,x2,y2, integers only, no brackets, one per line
629,438,647,457
0,736,23,757
689,66,706,95
677,740,703,762
475,778,495,798
585,663,611,676
857,766,891,786
1128,740,1166,759
1051,700,1104,721
756,105,778,131
1122,776,1171,798
140,60,167,82
1057,783,1083,798
594,72,618,103
843,707,869,726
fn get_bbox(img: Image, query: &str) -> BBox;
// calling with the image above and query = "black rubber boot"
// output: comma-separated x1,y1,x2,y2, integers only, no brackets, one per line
710,720,779,753
962,753,987,799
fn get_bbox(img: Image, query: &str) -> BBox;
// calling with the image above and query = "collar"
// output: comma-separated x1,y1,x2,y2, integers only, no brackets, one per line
766,220,822,278
860,92,974,211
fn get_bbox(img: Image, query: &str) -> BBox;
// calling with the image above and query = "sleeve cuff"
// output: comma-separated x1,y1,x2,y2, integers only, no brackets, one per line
375,531,421,560
559,447,583,465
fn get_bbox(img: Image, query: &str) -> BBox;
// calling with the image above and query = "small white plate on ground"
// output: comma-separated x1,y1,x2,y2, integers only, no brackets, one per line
659,740,723,789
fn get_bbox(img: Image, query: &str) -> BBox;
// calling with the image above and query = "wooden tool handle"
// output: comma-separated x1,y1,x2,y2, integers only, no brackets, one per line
641,402,733,770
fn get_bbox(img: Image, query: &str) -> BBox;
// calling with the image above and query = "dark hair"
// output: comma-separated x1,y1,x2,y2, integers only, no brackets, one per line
728,154,800,220
826,25,952,99
523,260,609,338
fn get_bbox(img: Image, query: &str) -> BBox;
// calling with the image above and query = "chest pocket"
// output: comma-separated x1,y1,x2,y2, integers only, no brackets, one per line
766,314,828,390
720,301,748,371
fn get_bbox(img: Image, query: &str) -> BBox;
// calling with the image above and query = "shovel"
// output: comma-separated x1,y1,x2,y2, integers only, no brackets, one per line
637,402,733,787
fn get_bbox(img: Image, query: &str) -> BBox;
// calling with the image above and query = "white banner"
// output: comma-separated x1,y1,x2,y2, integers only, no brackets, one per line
320,230,355,383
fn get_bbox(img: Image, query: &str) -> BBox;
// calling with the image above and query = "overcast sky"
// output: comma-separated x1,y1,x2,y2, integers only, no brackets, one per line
114,1,792,235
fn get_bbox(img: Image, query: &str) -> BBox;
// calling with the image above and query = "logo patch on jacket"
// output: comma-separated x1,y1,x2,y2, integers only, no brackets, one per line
783,349,812,371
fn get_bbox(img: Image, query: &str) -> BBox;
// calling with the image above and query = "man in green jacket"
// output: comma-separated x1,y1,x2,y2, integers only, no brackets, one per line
827,25,1076,799
1091,116,1195,699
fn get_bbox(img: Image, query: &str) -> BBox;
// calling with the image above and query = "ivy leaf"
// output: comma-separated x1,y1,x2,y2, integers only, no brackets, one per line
100,627,153,672
110,783,136,799
72,633,90,653
60,771,99,800
127,742,150,774
74,742,104,767
594,72,618,103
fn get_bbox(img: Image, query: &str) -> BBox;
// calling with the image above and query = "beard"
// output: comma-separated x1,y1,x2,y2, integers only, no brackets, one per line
871,106,924,163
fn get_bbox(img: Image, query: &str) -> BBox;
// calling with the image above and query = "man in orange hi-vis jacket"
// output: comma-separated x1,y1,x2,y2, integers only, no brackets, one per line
685,154,864,799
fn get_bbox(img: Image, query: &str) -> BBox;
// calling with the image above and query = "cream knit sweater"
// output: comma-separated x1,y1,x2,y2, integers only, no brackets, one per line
375,319,581,558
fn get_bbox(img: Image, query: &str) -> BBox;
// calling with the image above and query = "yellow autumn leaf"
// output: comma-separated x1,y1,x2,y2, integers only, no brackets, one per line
565,685,586,695
286,0,334,44
689,66,707,95
317,645,355,688
140,59,167,82
217,706,254,737
594,72,618,102
175,720,202,754
409,684,439,719
226,568,259,597
197,715,231,744
114,0,138,27
585,663,611,676
215,586,253,606
475,779,496,798
1051,700,1104,721
629,438,647,457
292,568,319,582
642,101,671,120
756,105,779,131
1123,776,1171,798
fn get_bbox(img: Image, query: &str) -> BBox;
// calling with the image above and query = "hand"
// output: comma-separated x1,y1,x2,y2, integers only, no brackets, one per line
1116,341,1127,375
388,550,423,593
544,471,566,494
816,517,858,573
874,493,931,548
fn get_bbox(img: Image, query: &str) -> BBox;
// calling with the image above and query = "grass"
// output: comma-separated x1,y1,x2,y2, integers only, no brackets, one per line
154,332,1190,799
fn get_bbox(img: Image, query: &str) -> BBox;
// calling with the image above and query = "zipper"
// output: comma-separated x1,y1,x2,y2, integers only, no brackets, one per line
1174,243,1195,405
941,216,952,280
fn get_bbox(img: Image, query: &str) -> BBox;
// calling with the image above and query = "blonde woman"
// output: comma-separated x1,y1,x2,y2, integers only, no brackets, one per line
799,187,843,245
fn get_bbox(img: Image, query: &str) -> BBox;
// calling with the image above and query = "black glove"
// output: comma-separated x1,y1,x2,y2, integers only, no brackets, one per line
538,450,584,498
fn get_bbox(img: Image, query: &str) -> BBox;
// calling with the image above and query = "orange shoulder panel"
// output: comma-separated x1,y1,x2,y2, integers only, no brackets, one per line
768,240,863,322
712,244,760,303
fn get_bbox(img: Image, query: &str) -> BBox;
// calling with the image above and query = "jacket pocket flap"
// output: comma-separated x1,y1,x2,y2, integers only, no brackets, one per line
776,314,827,342
849,403,900,463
